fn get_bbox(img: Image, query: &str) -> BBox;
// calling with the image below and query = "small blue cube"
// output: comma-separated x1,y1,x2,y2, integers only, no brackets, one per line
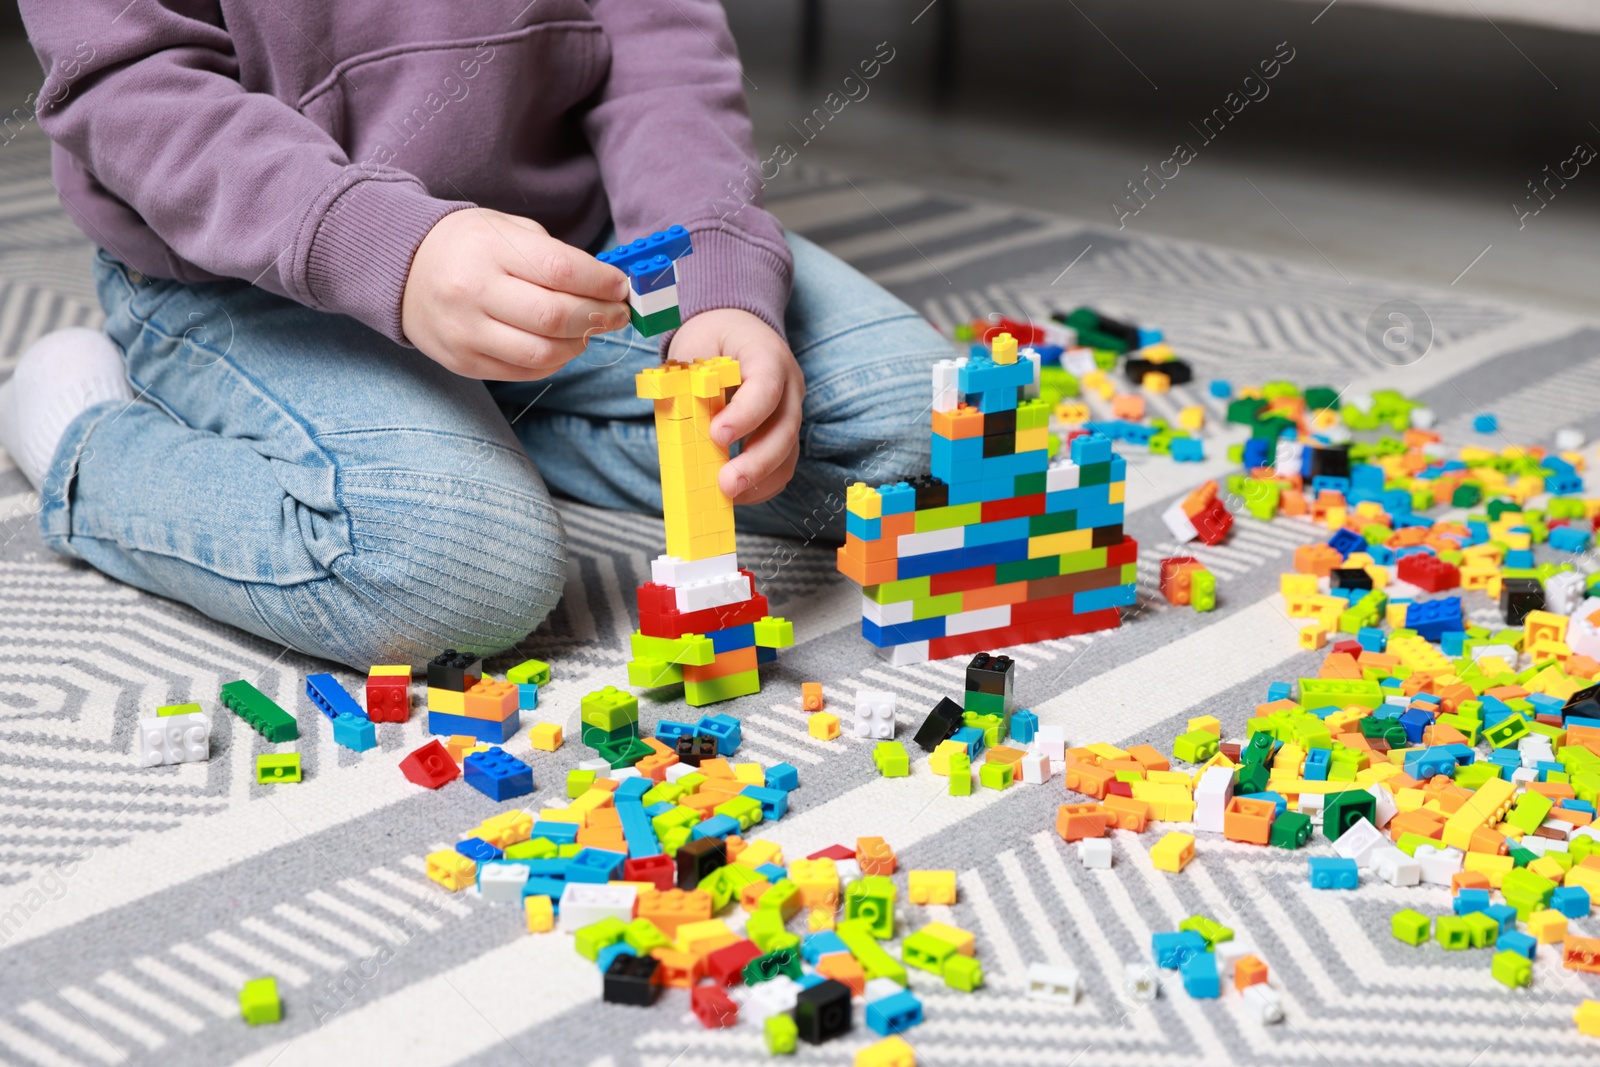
1171,437,1205,462
1179,951,1220,998
331,713,376,752
517,683,539,711
766,762,799,792
1209,379,1232,398
1009,709,1039,745
864,989,924,1035
1551,886,1590,919
1308,857,1358,889
1472,413,1498,434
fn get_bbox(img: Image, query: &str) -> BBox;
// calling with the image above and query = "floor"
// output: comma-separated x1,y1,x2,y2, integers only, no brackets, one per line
724,0,1600,318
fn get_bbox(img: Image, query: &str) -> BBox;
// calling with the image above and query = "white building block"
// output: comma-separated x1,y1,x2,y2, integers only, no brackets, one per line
1063,348,1098,375
1369,785,1398,830
1409,406,1436,430
1025,962,1082,1004
1033,725,1066,764
1371,846,1422,887
1556,427,1586,451
1331,816,1387,868
1193,765,1234,835
1243,984,1283,1024
675,570,752,613
1545,570,1585,617
1415,844,1464,885
477,861,530,903
932,358,964,414
137,713,210,767
630,281,679,317
1122,961,1160,1003
1019,752,1050,785
898,527,964,557
863,978,903,1004
861,595,914,626
558,884,636,931
1045,464,1080,493
1077,838,1113,869
578,757,612,774
1273,440,1304,478
741,975,801,1019
1161,500,1198,543
1567,597,1600,659
853,689,897,739
665,762,699,783
944,605,1012,637
651,552,737,588
1214,939,1256,981
1022,348,1042,399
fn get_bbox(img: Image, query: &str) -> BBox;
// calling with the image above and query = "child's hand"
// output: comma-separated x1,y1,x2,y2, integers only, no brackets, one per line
402,209,631,381
669,309,804,505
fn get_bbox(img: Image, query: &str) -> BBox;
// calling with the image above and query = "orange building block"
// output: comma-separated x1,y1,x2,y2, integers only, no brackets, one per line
816,952,866,996
1223,797,1275,846
650,947,704,988
1056,803,1111,841
1065,763,1116,800
801,682,824,711
638,889,714,937
1294,543,1343,577
1234,955,1269,990
1564,936,1600,974
856,836,898,876
1103,795,1152,832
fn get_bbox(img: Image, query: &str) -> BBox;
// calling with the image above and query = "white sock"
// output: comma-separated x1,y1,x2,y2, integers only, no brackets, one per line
0,328,133,489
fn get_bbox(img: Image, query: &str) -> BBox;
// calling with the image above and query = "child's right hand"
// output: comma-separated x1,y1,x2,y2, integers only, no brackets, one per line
401,209,631,381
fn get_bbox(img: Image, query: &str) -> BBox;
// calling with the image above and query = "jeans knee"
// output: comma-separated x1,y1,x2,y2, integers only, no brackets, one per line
296,454,568,667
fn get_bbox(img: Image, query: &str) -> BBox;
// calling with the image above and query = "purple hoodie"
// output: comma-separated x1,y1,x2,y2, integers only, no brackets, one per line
20,0,793,345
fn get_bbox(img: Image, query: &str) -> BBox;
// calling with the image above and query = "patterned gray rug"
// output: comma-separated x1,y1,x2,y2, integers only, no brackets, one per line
3,121,1599,1067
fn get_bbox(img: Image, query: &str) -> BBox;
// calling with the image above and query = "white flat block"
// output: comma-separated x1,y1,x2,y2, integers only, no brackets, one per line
651,552,738,587
1077,838,1112,869
877,641,929,666
862,595,914,627
898,527,964,557
558,884,636,931
1046,464,1080,492
138,713,210,767
1025,962,1082,1003
477,862,530,904
944,605,1011,637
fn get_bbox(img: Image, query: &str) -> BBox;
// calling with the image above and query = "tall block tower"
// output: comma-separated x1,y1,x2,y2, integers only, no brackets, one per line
624,355,794,705
837,332,1138,664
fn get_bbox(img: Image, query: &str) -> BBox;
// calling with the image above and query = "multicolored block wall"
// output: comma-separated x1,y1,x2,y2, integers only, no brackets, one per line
627,356,794,706
838,333,1138,664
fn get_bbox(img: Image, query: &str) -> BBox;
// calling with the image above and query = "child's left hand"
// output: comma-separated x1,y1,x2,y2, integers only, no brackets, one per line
668,309,804,506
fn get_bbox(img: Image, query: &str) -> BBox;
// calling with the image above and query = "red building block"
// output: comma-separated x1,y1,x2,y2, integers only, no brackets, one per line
1397,552,1460,593
690,984,739,1028
400,740,458,789
365,673,411,723
704,940,762,986
623,854,677,891
1192,498,1233,545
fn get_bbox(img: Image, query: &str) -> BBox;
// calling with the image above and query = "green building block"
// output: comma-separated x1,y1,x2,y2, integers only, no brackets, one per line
566,769,597,798
626,657,682,688
844,875,897,938
506,659,550,686
580,686,639,731
596,736,653,769
979,761,1014,790
948,753,973,796
744,946,803,985
963,711,1004,748
581,721,638,748
629,631,715,666
1191,569,1217,611
942,953,984,992
1179,915,1233,948
1462,912,1500,948
220,680,298,743
1173,730,1219,764
574,917,627,961
765,1012,798,1054
624,917,670,954
745,910,790,953
715,796,763,832
753,615,795,648
1504,792,1553,835
1269,811,1312,849
1434,915,1471,949
1484,714,1530,748
504,838,556,861
1391,909,1430,945
239,976,281,1025
902,930,959,975
255,753,301,784
836,918,907,985
1454,762,1500,789
1235,763,1270,795
156,702,202,717
874,741,910,778
1500,869,1557,920
963,690,1006,716
1491,949,1531,988
1323,790,1377,841
685,669,760,706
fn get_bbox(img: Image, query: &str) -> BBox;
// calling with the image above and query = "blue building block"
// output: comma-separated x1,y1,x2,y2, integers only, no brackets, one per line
331,713,376,752
1209,380,1232,398
879,481,916,514
1497,930,1536,959
627,254,676,294
1327,528,1367,558
523,858,573,883
1151,930,1207,969
1550,525,1591,553
1170,437,1205,463
463,747,533,802
846,511,881,541
617,799,662,859
1406,597,1464,641
1483,904,1517,932
741,785,789,821
865,990,925,1035
614,777,653,802
1137,327,1164,347
1242,438,1269,470
428,709,520,744
1009,709,1039,745
566,848,626,884
1472,413,1498,434
802,931,850,964
1357,627,1387,653
456,837,502,863
951,726,985,758
306,673,366,721
1504,549,1534,569
755,863,787,884
1308,857,1359,889
1303,749,1330,781
766,762,799,792
654,720,697,743
1238,791,1287,816
1069,433,1113,465
530,821,579,846
596,225,693,271
516,683,539,711
1551,886,1590,919
1398,707,1435,745
1179,951,1220,999
1454,888,1491,915
691,814,741,841
1266,682,1293,703
696,714,742,756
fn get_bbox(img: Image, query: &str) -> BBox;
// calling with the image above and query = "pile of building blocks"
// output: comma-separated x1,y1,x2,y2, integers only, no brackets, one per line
420,743,996,1055
838,331,1139,665
1148,914,1280,1019
425,650,521,744
626,356,795,705
1159,557,1216,611
904,653,1067,795
597,225,694,338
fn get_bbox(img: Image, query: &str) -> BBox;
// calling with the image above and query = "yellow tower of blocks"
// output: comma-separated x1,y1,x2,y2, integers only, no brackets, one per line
637,357,743,561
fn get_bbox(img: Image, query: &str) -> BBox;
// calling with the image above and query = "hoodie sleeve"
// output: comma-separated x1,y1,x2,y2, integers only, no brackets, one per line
19,0,471,344
583,0,794,342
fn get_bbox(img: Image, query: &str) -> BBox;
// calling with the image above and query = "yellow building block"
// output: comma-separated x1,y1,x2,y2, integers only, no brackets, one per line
808,907,836,932
733,762,766,787
676,918,738,957
1130,782,1195,821
919,921,976,956
425,850,476,892
735,840,784,870
789,858,839,907
847,481,883,520
929,739,966,776
1178,405,1205,431
1462,851,1514,888
1577,1000,1600,1038
1187,715,1222,737
1528,909,1568,944
1386,602,1409,628
473,810,533,849
1528,856,1566,883
1298,626,1329,651
525,895,554,933
1567,863,1600,895
1087,743,1130,761
428,686,467,716
809,712,840,740
539,807,585,826
1442,778,1516,850
857,1035,916,1067
1150,832,1195,873
907,870,958,905
370,664,411,677
527,722,563,752
1146,770,1194,786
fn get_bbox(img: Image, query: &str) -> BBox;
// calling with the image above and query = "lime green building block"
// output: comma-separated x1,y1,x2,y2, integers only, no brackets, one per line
948,753,972,796
753,615,794,647
836,918,907,985
624,917,670,954
574,917,627,961
1484,714,1530,748
942,953,984,992
1391,909,1430,945
504,838,557,861
874,741,910,777
901,930,958,975
1434,915,1470,949
913,502,982,533
979,761,1014,790
626,657,682,688
1179,915,1234,948
1462,912,1500,948
1504,792,1554,835
157,702,202,717
239,977,281,1025
685,669,761,706
255,753,301,784
506,659,550,686
715,796,763,831
566,769,597,798
844,875,897,938
1491,949,1531,988
629,631,714,666
1191,569,1217,611
580,686,639,731
765,1012,798,1054
864,576,932,604
911,593,965,620
1173,730,1219,764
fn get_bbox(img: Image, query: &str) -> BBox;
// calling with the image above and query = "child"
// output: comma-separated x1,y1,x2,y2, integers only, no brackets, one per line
5,1,943,668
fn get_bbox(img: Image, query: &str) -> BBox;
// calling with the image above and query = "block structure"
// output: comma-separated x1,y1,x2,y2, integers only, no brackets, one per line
627,356,794,706
598,226,694,338
837,333,1137,664
425,650,521,743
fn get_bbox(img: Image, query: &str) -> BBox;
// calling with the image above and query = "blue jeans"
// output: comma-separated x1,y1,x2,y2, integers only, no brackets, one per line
39,236,943,667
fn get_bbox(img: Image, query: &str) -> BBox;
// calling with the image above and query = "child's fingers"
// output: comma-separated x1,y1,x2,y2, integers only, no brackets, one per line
497,231,629,302
472,318,587,376
710,370,782,449
484,278,630,339
718,387,803,501
727,439,800,505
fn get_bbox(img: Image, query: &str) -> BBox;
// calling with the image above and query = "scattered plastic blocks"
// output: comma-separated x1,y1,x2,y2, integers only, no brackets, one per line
220,679,298,743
